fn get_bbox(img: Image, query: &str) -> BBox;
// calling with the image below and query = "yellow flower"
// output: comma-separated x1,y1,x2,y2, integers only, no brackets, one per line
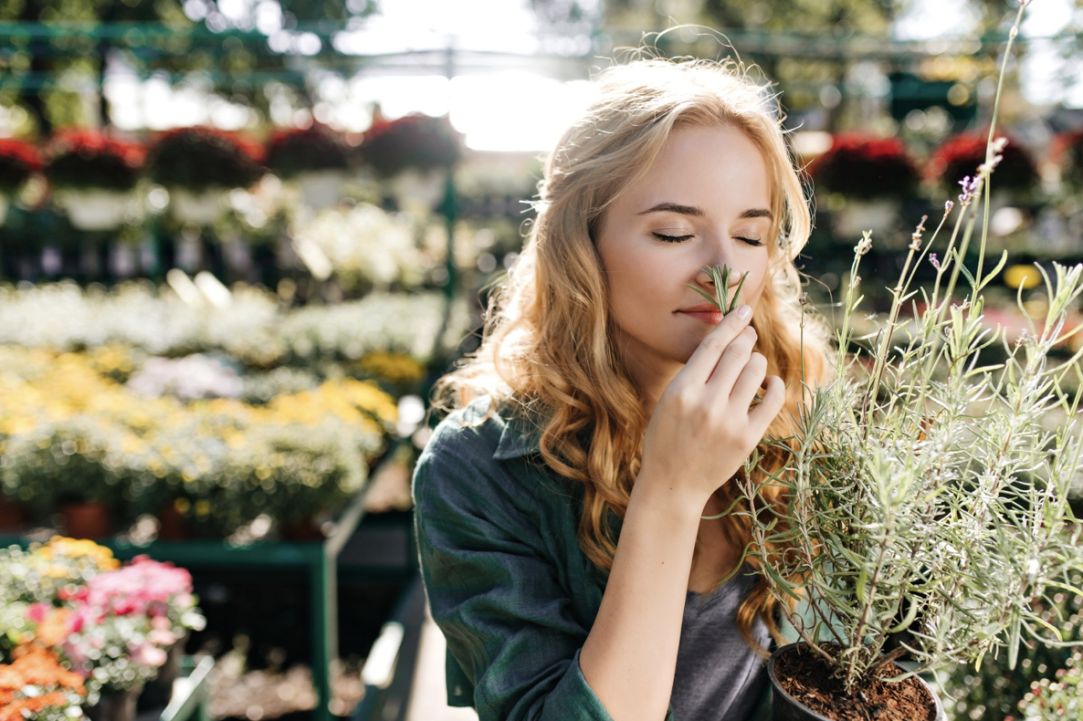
358,351,425,384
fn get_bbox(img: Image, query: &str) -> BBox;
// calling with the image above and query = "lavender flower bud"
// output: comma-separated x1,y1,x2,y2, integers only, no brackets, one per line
930,253,940,270
945,200,954,213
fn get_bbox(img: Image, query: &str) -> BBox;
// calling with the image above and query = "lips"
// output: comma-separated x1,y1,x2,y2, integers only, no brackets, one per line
676,303,722,313
675,303,725,324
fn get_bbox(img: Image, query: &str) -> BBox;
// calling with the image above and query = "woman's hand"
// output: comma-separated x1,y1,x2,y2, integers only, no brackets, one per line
639,304,786,510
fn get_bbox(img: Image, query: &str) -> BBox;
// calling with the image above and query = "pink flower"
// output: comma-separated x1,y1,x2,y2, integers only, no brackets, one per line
130,643,167,668
148,629,176,647
27,603,51,623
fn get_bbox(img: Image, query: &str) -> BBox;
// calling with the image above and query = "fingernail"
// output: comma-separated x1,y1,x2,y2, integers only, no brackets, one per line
736,305,752,320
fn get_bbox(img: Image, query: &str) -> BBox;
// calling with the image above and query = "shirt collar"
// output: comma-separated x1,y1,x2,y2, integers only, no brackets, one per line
493,406,545,460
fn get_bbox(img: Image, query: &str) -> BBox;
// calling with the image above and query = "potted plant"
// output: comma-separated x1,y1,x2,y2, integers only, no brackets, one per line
146,126,265,224
44,129,144,231
721,8,1083,721
0,138,41,226
0,645,88,720
928,130,1038,206
810,133,919,240
0,540,205,720
0,418,126,538
266,124,352,209
74,555,206,710
745,176,1083,720
357,114,462,211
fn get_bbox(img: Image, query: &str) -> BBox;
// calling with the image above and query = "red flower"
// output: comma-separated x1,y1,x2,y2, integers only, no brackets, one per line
809,133,918,199
358,114,462,177
927,130,1037,193
49,129,145,168
147,126,266,191
266,124,350,178
45,129,145,191
0,138,42,192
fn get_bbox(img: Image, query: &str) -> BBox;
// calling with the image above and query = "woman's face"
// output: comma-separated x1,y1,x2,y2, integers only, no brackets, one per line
596,124,773,385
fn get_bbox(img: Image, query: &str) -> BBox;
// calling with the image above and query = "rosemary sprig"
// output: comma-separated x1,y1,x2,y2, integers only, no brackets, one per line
686,264,749,315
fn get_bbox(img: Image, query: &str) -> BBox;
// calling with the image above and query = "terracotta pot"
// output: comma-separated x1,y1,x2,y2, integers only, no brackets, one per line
0,496,27,533
281,516,326,542
84,684,142,721
157,502,194,541
767,643,945,721
59,501,113,540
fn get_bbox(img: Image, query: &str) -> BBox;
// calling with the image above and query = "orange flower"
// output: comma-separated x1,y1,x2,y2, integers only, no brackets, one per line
37,608,74,648
0,645,85,697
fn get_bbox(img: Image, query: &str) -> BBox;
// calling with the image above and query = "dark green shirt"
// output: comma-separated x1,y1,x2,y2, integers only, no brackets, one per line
413,397,775,721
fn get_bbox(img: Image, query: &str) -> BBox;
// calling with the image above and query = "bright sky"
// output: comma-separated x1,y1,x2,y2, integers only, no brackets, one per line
87,0,1083,151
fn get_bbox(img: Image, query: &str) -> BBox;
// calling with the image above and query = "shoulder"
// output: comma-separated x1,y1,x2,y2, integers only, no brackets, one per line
412,396,549,519
422,395,506,463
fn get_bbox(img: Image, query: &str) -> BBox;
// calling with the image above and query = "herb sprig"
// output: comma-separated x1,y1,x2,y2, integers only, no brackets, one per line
687,264,748,315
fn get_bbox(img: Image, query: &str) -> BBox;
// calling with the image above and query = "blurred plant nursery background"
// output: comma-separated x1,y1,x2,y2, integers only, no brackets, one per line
0,0,1082,719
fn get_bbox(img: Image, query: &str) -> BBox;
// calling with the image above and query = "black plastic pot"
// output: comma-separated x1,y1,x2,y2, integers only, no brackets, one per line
767,643,946,721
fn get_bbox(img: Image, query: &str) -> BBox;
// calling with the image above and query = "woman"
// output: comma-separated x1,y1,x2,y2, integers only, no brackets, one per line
413,56,828,721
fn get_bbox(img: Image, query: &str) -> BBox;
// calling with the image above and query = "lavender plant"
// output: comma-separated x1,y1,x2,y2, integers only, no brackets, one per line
689,264,748,315
732,0,1083,694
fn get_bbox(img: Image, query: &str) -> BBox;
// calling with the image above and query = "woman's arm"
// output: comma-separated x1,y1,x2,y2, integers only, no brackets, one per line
579,305,786,721
415,427,622,721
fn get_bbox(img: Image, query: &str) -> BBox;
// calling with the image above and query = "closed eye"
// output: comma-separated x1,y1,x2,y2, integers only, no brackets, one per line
737,237,764,247
653,232,694,243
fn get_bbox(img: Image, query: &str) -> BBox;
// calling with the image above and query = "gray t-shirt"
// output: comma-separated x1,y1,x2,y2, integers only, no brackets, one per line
671,567,770,721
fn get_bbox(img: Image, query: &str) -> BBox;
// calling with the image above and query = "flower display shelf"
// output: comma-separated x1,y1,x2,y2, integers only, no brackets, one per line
159,655,214,721
0,480,375,721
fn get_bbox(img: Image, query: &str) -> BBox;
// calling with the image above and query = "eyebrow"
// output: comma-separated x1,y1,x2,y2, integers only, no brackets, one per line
637,202,773,221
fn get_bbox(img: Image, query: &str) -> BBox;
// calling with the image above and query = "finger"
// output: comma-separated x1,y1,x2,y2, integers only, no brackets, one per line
729,352,769,409
747,375,786,431
679,305,753,386
704,325,758,391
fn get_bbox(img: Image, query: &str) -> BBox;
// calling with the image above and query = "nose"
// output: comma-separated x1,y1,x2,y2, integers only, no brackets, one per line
695,263,745,291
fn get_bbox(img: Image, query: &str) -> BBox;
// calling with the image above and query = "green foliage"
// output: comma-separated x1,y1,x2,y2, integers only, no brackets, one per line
0,417,129,510
736,3,1083,694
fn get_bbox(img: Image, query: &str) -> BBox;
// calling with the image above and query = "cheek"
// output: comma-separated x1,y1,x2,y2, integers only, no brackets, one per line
743,259,772,307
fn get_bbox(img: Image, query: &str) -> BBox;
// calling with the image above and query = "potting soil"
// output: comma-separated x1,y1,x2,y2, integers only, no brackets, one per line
775,646,937,721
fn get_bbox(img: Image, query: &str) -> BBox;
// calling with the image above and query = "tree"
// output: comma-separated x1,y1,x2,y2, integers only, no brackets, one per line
0,0,377,136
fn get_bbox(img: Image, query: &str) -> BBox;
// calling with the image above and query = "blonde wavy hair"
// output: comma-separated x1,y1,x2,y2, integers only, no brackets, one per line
435,56,829,653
